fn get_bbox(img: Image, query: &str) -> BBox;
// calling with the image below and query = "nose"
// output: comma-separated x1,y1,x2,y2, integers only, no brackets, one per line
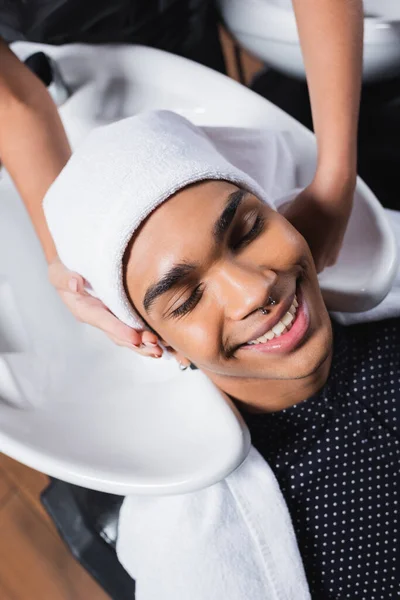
211,259,278,321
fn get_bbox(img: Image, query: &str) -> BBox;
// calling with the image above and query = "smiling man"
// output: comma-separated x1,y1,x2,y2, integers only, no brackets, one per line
125,180,333,414
42,110,400,600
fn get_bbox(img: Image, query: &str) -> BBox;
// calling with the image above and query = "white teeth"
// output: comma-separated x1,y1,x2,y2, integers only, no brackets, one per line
281,311,294,327
272,321,286,336
247,295,299,345
256,334,269,344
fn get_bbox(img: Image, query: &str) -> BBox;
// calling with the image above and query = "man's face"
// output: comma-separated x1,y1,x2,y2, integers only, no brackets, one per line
125,181,332,384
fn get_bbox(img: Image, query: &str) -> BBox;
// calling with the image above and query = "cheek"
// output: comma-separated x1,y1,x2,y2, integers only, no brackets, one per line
253,213,308,270
273,220,319,291
160,318,221,364
274,219,307,264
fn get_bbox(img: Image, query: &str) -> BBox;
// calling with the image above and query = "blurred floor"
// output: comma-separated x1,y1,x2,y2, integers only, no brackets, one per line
0,453,111,600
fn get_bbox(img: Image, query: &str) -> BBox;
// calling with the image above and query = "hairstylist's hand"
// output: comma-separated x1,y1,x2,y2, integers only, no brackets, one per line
281,177,355,273
48,257,162,357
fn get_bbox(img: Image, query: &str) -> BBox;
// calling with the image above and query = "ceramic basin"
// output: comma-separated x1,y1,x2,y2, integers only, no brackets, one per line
219,0,400,82
0,42,396,495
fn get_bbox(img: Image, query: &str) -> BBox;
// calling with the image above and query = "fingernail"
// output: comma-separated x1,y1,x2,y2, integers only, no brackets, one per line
152,354,161,358
130,342,143,348
145,341,158,347
68,278,78,292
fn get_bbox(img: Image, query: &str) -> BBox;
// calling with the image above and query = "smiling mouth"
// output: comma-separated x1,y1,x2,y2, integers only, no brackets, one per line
246,295,298,345
238,283,310,355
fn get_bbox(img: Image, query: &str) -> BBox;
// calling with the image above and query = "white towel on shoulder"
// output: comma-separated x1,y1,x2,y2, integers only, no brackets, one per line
118,447,311,600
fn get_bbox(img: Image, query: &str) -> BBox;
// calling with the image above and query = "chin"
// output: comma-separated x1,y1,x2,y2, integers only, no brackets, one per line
283,279,333,381
285,318,333,381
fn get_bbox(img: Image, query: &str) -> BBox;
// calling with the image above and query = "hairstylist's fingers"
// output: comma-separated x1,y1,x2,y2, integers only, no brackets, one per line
107,333,144,352
58,290,141,346
108,333,162,357
75,297,143,345
107,325,162,354
48,259,85,292
49,262,139,344
49,258,160,351
108,334,163,357
135,329,163,357
141,329,160,349
76,300,162,354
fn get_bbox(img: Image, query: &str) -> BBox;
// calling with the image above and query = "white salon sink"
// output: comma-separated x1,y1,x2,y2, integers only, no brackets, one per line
0,42,396,496
219,0,400,82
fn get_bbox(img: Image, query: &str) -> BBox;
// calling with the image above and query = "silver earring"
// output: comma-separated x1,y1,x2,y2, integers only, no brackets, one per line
179,362,189,371
268,296,276,306
259,307,268,315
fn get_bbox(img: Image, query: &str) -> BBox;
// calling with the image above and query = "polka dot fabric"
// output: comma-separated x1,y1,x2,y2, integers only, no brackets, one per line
241,318,400,600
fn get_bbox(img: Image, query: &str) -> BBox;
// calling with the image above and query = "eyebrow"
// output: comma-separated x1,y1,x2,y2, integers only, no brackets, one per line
213,189,248,244
143,262,197,312
143,188,248,313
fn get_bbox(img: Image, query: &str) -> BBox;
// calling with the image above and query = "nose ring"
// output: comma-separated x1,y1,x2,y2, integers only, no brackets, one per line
259,296,276,315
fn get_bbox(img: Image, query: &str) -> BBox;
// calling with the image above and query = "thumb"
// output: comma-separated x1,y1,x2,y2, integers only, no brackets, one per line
48,259,85,292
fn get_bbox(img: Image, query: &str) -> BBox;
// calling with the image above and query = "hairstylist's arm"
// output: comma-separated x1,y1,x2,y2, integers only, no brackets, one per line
283,0,363,272
0,40,161,356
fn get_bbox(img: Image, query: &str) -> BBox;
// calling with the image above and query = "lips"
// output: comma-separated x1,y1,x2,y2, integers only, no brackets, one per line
242,291,297,348
239,285,310,355
246,295,298,344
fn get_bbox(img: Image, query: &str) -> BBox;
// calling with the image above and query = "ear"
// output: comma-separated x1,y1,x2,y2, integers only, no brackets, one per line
158,338,192,369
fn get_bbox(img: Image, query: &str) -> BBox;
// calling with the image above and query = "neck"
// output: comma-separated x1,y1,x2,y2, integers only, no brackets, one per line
207,348,333,414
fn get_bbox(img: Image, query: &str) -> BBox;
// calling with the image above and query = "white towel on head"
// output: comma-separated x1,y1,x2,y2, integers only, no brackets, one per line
43,110,273,330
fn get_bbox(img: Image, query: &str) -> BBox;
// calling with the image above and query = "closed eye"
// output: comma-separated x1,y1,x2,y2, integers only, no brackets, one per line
231,213,266,251
170,284,204,319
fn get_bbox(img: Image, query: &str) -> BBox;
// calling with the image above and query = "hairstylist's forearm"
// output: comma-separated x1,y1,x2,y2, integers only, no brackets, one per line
292,0,363,191
0,39,71,262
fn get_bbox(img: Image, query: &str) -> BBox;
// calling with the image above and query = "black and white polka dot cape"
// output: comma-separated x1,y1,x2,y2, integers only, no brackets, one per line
241,318,400,600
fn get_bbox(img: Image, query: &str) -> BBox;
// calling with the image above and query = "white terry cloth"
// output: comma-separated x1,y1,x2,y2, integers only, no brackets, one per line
43,110,281,330
117,446,311,600
117,213,400,600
